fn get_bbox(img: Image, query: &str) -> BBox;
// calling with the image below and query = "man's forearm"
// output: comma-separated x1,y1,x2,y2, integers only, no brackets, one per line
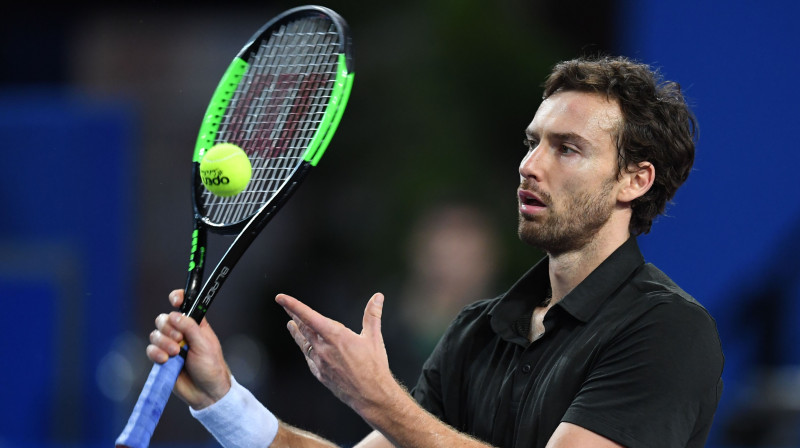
270,422,340,448
358,381,494,448
275,293,493,448
192,375,340,448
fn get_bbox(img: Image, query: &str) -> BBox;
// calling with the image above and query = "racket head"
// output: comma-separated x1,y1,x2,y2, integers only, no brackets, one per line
192,5,355,235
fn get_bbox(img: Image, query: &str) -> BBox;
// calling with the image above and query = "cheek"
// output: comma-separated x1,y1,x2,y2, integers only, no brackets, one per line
562,159,618,195
557,176,614,208
559,177,586,199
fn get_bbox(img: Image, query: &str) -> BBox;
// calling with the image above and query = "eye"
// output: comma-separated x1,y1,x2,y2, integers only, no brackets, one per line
558,144,577,155
523,138,538,151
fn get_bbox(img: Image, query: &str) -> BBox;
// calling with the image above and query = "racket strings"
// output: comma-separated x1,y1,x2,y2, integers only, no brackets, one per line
202,17,341,226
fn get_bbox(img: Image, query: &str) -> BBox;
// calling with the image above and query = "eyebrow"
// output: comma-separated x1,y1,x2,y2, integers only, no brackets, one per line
525,129,595,150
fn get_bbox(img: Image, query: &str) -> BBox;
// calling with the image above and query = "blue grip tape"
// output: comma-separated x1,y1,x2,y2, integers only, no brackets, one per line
115,351,185,448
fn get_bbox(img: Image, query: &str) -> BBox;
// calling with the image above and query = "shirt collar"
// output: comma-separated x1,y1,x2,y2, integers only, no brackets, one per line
489,237,645,340
557,237,644,322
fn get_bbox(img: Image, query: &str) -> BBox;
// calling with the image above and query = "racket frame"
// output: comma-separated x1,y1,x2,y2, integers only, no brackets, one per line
180,5,355,322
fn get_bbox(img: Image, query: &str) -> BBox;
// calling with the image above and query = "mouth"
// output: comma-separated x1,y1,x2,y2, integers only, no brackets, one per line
518,189,547,215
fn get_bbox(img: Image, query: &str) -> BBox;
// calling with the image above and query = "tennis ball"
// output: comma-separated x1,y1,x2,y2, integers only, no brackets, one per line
200,143,252,197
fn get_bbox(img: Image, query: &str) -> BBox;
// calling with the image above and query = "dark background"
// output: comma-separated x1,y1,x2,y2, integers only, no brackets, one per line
1,1,799,447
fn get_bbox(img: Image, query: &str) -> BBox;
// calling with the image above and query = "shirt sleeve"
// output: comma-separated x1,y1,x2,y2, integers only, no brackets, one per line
561,298,724,448
410,299,498,432
410,320,452,419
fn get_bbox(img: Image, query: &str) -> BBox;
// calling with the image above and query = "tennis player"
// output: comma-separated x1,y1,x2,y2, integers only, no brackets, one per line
148,55,723,448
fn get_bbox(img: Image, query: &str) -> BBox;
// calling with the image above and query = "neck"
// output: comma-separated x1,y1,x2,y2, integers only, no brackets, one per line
546,215,631,304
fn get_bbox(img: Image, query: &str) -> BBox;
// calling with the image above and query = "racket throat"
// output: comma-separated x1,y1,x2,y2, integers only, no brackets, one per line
188,265,231,321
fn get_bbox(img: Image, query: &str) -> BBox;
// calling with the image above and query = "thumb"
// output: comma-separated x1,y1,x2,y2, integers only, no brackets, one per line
362,293,384,341
168,312,203,346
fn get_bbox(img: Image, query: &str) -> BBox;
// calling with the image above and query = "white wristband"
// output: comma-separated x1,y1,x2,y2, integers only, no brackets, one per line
190,375,279,448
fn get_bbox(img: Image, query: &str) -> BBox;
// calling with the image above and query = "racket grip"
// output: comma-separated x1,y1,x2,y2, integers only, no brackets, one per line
115,348,186,448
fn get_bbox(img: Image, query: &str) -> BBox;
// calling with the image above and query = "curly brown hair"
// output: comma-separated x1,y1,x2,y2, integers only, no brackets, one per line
542,56,697,235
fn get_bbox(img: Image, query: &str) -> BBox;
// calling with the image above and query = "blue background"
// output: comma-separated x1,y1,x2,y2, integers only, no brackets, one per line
620,1,800,443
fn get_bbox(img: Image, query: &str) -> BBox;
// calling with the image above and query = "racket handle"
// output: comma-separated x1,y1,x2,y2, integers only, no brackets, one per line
115,348,186,448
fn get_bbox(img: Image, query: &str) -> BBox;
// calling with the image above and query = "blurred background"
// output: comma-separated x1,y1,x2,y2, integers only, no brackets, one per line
1,0,799,447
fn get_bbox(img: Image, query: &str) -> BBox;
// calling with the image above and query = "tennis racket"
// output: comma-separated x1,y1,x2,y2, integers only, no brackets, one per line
115,6,354,447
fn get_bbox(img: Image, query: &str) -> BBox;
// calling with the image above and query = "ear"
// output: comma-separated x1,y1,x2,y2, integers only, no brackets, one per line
617,161,655,203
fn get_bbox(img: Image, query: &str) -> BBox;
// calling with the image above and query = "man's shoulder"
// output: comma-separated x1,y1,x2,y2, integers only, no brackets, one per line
629,262,705,309
451,296,501,326
437,296,505,345
618,263,720,341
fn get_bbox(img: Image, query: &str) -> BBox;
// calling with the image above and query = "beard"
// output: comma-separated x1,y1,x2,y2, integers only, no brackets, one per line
518,177,616,255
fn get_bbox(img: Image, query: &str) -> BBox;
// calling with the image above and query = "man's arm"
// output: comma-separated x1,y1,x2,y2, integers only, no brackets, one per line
277,293,497,448
350,424,622,448
148,290,343,448
269,422,344,447
546,423,624,448
278,293,618,448
151,290,617,448
149,292,473,448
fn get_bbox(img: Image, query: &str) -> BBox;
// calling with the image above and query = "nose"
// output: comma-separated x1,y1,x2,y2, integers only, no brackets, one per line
519,143,544,182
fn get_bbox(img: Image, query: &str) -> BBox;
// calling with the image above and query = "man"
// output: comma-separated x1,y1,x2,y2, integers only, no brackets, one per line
146,56,723,447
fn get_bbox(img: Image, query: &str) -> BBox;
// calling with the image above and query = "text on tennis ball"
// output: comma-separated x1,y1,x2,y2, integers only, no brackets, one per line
200,168,231,186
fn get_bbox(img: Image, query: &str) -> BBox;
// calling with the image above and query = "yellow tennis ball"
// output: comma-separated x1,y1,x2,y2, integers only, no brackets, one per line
200,143,252,197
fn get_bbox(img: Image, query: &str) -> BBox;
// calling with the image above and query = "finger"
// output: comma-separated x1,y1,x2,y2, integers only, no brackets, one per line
286,320,322,380
149,328,182,355
167,312,222,359
197,315,213,330
275,294,336,335
150,330,181,354
169,289,185,308
362,293,385,341
286,320,314,356
154,313,183,341
146,343,173,364
167,312,202,338
282,307,333,353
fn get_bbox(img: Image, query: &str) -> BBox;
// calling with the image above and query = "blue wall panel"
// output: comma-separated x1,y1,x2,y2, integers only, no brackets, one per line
618,2,800,444
0,90,136,446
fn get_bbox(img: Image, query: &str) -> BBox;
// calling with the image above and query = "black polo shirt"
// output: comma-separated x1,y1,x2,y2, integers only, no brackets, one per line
411,237,724,447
